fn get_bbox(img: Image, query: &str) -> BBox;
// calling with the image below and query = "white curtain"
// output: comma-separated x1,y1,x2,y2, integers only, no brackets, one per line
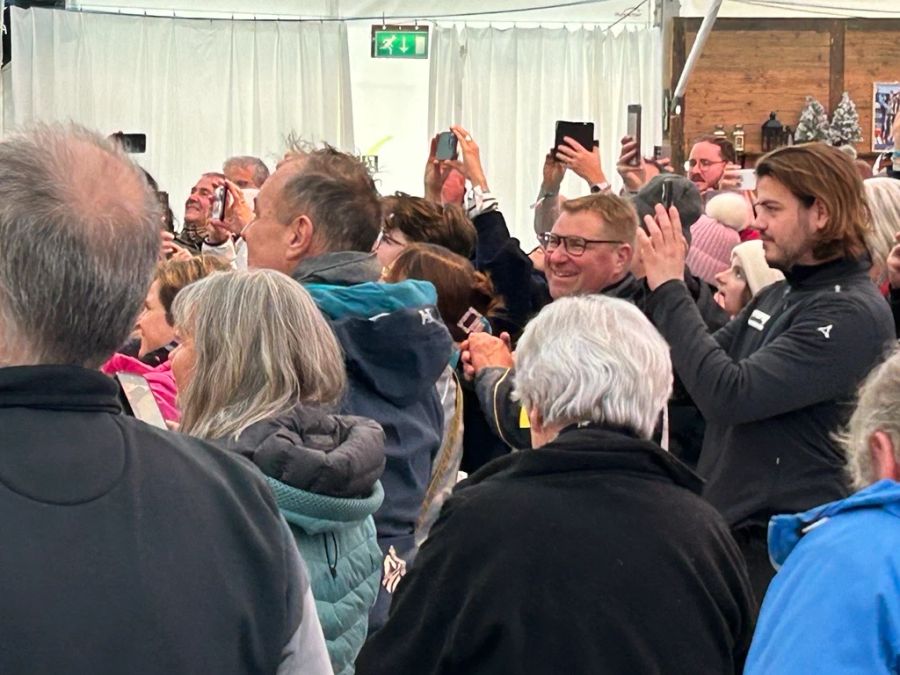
10,6,353,222
429,25,662,246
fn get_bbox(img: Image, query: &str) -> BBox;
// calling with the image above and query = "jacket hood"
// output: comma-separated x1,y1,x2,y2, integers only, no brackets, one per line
292,251,381,286
308,281,454,406
464,424,704,495
306,279,437,320
768,479,900,568
221,405,386,500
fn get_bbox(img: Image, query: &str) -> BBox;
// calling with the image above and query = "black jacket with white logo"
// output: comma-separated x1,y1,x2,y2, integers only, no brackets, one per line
647,257,895,528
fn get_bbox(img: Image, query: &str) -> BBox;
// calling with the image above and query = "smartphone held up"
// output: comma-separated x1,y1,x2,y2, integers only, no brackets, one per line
211,185,227,221
435,131,458,161
627,105,642,167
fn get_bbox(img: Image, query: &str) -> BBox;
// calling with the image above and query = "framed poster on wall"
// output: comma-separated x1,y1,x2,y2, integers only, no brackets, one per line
873,82,900,151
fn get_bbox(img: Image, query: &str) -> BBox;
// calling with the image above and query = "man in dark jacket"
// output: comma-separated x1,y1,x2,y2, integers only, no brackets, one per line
465,180,726,455
243,153,453,630
0,125,330,673
357,295,754,675
639,141,896,606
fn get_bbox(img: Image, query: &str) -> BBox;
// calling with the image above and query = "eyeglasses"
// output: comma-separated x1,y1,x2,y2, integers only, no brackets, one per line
538,232,623,257
372,227,404,251
684,158,727,171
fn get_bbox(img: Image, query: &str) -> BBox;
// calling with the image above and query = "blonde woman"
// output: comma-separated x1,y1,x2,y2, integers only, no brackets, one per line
170,269,385,675
863,177,900,290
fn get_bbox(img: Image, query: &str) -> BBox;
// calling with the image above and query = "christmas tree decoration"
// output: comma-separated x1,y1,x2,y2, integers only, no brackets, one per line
829,92,863,146
794,96,831,143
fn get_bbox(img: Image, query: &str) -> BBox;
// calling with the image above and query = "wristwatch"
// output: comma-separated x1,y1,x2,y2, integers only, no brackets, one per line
590,182,611,193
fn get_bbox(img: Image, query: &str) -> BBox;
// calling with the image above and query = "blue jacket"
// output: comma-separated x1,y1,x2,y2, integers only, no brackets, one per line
302,265,453,631
746,480,900,674
221,406,386,675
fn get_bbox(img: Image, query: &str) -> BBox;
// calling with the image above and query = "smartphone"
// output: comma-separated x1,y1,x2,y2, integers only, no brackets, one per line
736,168,757,191
435,131,458,161
554,121,594,160
115,372,167,430
627,105,642,167
457,307,487,335
111,132,146,153
211,185,226,221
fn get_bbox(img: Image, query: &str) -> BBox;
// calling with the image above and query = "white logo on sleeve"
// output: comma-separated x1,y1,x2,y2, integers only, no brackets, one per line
748,309,772,331
419,308,440,326
818,324,833,339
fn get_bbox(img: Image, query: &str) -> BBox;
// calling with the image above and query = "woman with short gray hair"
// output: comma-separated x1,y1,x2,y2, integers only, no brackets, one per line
171,269,385,675
357,295,754,675
514,295,672,440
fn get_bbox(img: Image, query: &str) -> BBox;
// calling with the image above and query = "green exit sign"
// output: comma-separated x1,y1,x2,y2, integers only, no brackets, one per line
371,25,429,59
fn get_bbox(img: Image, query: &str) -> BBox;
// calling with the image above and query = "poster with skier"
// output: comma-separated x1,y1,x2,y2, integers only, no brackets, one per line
873,82,900,151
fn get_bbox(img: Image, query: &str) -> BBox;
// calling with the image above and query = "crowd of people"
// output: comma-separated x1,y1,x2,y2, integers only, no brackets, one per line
2,111,900,674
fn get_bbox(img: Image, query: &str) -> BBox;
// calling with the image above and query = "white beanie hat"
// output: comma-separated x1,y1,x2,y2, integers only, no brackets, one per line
730,240,784,296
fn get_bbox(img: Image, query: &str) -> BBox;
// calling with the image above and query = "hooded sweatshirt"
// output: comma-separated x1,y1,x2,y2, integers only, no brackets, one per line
746,480,900,674
300,263,453,631
220,406,385,675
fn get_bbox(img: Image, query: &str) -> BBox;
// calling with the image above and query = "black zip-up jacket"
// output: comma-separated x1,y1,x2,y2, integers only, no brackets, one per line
646,256,896,528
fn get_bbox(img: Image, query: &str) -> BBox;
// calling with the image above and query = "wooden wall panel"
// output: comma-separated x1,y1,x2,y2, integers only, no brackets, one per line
682,28,830,156
844,29,900,154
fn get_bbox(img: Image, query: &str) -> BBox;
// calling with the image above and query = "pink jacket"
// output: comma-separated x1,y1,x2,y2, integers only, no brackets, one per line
101,353,180,423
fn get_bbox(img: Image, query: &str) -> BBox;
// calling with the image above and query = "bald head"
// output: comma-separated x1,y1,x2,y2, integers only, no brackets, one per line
0,124,160,367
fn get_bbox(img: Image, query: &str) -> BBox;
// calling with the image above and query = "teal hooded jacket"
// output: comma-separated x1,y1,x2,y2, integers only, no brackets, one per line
221,406,386,675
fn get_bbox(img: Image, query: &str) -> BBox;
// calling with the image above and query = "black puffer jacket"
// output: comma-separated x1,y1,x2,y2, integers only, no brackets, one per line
224,406,385,499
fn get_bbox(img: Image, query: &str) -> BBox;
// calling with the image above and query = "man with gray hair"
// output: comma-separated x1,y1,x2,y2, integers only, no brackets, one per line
357,295,754,675
224,154,270,189
745,347,900,673
0,124,331,674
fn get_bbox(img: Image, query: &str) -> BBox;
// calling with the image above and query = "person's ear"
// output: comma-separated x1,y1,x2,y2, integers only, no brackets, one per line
810,198,830,232
616,242,634,269
869,430,900,483
285,214,314,264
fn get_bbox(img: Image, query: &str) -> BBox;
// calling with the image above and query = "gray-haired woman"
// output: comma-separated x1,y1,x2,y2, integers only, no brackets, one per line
170,269,385,675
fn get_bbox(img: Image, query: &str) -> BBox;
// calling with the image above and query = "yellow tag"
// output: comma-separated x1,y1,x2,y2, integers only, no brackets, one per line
518,406,531,429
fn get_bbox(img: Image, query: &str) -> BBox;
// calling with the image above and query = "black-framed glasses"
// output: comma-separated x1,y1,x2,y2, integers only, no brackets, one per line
538,232,623,257
684,159,727,171
372,226,404,251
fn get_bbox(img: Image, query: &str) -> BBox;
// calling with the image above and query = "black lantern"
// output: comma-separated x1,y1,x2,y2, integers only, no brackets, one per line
761,112,784,152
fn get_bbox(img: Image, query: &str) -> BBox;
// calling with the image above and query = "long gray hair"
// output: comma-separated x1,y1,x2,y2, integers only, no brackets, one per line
172,269,346,440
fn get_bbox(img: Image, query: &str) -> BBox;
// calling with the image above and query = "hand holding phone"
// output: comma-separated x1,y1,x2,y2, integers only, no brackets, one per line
554,121,594,161
627,105,642,167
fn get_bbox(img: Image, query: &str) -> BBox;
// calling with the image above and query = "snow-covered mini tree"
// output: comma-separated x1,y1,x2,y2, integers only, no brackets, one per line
794,96,831,143
829,92,863,146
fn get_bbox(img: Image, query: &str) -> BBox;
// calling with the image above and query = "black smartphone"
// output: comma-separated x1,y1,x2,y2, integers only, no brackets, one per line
111,132,146,154
115,372,167,430
554,121,594,160
211,185,227,221
627,105,642,167
435,131,458,160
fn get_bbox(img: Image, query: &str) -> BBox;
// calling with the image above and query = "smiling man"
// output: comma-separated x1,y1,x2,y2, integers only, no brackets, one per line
179,172,226,253
638,142,895,610
541,193,637,300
